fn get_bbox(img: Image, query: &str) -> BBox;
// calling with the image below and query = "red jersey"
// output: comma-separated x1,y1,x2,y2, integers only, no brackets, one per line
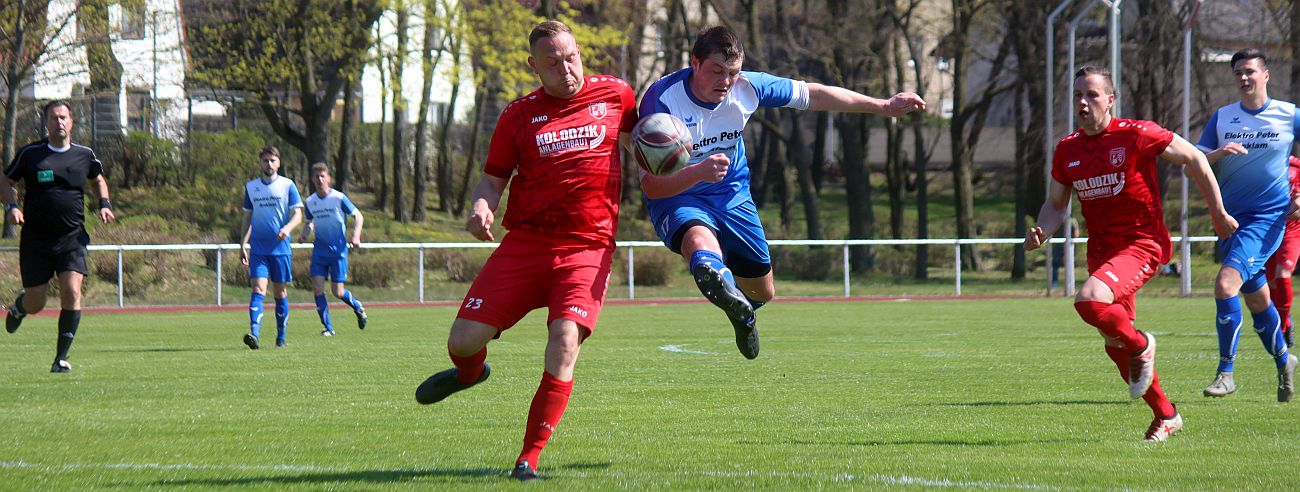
1052,118,1175,263
485,76,638,245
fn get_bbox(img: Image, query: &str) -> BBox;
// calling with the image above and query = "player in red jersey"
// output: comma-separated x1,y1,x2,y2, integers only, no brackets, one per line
412,21,637,482
1025,66,1236,441
1264,156,1300,349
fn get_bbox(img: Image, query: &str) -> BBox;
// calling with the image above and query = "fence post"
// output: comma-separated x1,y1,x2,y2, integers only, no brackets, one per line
418,246,425,304
627,245,635,300
842,243,850,297
954,241,962,297
215,245,222,306
117,247,124,307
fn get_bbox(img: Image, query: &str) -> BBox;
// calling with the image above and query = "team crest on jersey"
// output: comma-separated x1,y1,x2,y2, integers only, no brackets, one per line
1109,148,1126,167
588,102,607,120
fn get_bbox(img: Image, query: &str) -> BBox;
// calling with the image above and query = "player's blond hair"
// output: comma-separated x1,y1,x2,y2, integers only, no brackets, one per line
1074,66,1113,95
529,20,573,50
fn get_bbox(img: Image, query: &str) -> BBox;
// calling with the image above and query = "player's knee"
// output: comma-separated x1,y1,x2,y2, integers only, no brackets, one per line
1215,270,1242,298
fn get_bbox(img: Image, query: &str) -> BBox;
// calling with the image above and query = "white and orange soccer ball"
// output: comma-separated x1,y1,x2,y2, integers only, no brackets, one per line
631,113,692,176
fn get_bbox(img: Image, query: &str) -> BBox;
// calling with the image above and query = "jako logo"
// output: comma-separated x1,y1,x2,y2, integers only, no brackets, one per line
568,305,588,318
530,115,548,123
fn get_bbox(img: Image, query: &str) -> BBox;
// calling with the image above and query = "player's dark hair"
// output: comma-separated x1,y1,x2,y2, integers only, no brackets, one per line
310,162,330,175
259,145,280,159
691,26,744,63
1230,49,1266,69
1073,65,1114,95
42,100,73,119
529,20,573,49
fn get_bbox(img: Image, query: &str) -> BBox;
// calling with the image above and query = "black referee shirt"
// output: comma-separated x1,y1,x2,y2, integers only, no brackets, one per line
4,141,104,246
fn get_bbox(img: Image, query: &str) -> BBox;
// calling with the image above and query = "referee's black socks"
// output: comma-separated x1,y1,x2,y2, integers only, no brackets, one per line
55,310,80,361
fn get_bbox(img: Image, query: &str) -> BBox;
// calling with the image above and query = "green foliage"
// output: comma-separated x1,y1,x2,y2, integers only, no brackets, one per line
617,247,677,286
118,131,181,188
86,215,200,296
188,129,267,187
462,1,630,100
772,246,837,281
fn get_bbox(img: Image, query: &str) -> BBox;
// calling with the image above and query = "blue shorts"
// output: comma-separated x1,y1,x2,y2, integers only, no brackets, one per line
248,254,293,283
309,253,349,283
649,193,771,278
1220,207,1287,288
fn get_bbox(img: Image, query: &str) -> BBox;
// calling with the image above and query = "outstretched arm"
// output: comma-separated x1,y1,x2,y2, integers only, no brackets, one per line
1025,180,1072,252
806,83,926,117
1162,134,1237,238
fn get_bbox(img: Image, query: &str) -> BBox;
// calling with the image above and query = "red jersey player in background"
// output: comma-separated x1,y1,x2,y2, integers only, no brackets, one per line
1264,155,1300,349
1026,66,1236,441
413,20,637,481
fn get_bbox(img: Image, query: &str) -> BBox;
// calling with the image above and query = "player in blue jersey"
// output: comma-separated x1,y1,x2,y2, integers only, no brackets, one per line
638,26,925,359
239,145,303,350
1196,49,1298,402
297,163,367,336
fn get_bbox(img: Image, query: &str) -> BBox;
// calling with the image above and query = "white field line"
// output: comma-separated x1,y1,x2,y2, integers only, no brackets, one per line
658,344,721,355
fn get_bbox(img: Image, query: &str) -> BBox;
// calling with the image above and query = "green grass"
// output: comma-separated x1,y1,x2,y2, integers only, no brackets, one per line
3,298,1299,490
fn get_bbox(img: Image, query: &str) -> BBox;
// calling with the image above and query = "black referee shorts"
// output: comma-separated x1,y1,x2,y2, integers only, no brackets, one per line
19,240,89,288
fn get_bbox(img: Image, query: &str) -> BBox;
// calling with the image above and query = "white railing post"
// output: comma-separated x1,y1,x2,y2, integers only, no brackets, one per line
418,246,425,304
954,241,962,297
117,247,124,307
215,244,223,306
842,243,851,297
627,245,635,300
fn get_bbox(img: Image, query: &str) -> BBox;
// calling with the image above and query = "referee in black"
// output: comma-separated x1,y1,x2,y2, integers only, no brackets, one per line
3,100,115,373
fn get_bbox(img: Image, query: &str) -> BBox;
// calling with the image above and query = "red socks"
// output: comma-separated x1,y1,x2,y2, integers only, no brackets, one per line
449,347,487,383
517,371,574,468
1104,345,1175,418
1272,276,1293,333
1075,301,1147,352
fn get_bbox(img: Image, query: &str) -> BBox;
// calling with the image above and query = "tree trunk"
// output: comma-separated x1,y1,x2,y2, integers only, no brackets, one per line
412,4,438,221
437,30,464,213
788,112,821,240
811,112,828,194
454,90,489,217
391,7,409,223
840,113,874,273
336,74,357,192
912,110,929,279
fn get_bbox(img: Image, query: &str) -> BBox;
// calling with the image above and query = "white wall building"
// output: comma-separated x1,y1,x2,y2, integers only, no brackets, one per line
361,2,477,125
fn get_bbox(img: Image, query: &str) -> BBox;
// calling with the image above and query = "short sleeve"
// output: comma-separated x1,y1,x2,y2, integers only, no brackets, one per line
303,201,315,220
242,188,253,211
1196,110,1220,152
1135,120,1175,158
745,71,808,110
1050,142,1070,186
484,104,521,179
4,149,25,182
617,82,638,133
86,148,104,179
288,182,303,208
341,195,357,215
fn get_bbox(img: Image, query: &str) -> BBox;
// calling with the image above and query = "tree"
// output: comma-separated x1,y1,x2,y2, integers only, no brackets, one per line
185,0,383,169
1004,0,1052,280
390,4,410,222
412,0,449,221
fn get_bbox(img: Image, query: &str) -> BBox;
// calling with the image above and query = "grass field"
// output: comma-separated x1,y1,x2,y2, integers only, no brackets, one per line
3,297,1298,490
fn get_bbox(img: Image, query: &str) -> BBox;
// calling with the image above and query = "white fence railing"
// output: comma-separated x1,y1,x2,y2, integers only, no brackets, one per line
0,236,1221,307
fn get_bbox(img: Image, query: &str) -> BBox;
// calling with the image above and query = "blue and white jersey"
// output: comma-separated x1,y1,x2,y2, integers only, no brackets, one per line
304,189,358,257
242,175,303,256
640,68,809,209
1197,99,1297,217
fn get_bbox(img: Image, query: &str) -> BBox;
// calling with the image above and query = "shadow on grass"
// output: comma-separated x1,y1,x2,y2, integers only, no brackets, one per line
738,438,1086,447
150,462,612,487
99,347,230,353
921,400,1129,407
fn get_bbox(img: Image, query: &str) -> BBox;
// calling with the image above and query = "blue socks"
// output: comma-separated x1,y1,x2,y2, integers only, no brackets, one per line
691,250,736,287
1215,297,1243,373
1251,303,1290,369
315,294,332,333
249,292,265,338
340,289,363,314
274,297,289,343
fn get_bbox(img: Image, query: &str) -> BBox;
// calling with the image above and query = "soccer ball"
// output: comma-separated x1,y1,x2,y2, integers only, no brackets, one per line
631,113,692,176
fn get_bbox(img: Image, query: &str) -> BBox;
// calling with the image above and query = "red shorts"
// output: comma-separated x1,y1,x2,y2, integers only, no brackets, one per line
1087,239,1161,320
456,231,613,337
1266,222,1300,279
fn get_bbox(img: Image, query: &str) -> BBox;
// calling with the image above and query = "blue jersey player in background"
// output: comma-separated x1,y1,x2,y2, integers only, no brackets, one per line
239,145,303,350
1196,49,1298,402
638,26,925,359
298,163,367,336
